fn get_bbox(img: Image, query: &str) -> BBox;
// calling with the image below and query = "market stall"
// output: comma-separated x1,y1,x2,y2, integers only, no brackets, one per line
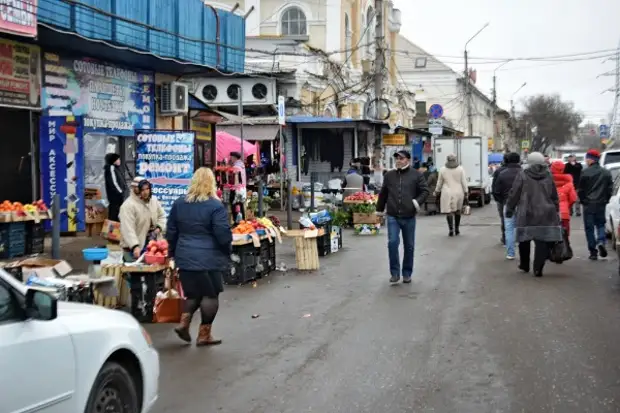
342,191,381,235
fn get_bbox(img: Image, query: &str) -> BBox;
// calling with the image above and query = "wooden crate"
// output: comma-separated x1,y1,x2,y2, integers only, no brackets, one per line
353,212,377,224
293,237,320,270
94,265,129,308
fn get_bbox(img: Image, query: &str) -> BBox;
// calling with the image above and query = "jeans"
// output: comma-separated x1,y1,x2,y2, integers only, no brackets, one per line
503,206,516,257
387,215,417,278
497,202,505,243
583,204,606,253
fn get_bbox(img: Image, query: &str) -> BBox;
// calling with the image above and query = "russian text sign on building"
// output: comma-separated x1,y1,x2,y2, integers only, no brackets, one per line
382,133,407,146
0,0,37,37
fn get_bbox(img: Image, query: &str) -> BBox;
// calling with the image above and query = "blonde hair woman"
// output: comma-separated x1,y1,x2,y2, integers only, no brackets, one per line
166,167,232,346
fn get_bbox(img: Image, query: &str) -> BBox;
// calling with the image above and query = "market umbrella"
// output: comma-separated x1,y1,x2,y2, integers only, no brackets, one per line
216,131,259,162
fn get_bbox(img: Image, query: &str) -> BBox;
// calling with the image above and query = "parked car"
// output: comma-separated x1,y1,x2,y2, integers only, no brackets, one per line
0,269,159,413
603,163,620,246
600,150,620,166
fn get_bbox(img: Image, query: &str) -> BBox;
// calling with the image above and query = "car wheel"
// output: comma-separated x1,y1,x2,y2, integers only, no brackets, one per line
85,361,139,413
484,193,491,204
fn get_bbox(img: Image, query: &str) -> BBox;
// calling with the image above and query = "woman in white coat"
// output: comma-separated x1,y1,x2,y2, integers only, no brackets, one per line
434,154,469,236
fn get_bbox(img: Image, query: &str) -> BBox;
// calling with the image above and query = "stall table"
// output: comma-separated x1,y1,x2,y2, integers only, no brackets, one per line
283,229,324,271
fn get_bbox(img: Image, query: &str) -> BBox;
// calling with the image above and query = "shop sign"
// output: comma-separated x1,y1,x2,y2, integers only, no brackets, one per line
135,130,195,215
42,53,155,136
191,119,212,141
488,137,494,150
0,38,40,109
39,115,86,233
0,0,37,37
382,133,407,146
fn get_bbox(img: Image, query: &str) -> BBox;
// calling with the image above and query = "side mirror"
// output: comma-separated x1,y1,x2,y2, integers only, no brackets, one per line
25,289,58,321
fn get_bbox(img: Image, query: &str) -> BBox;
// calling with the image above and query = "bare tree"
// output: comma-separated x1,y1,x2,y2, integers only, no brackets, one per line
519,94,582,153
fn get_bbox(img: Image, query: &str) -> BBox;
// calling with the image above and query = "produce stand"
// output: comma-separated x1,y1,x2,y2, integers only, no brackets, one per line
343,192,380,235
0,203,52,259
228,220,280,285
115,263,168,323
283,228,324,271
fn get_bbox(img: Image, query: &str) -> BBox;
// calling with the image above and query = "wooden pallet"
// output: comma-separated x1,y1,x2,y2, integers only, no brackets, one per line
94,265,129,309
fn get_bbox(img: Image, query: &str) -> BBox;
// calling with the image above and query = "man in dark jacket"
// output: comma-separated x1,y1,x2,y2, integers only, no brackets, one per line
491,154,508,244
564,154,583,216
104,153,127,222
492,152,521,259
579,149,614,260
376,150,429,284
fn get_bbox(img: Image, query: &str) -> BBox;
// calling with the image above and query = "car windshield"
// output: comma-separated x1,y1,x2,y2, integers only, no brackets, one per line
604,152,620,165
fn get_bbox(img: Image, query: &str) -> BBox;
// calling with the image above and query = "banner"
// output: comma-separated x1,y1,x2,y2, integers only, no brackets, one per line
39,116,86,233
135,130,195,215
42,53,155,136
0,0,37,37
0,38,40,109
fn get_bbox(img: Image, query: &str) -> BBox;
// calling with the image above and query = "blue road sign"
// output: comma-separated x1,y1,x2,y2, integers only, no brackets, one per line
429,104,444,119
600,124,609,138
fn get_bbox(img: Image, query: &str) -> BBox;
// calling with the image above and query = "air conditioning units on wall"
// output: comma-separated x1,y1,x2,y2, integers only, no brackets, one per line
160,82,189,115
194,77,277,106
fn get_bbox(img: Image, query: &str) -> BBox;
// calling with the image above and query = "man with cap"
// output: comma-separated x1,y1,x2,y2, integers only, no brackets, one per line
564,154,583,216
376,150,430,284
104,152,127,221
578,149,614,260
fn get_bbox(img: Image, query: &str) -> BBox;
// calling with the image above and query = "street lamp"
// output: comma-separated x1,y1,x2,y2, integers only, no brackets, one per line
510,82,527,153
464,22,490,136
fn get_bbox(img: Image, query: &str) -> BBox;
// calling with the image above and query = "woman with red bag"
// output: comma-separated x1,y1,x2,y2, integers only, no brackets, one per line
550,161,578,237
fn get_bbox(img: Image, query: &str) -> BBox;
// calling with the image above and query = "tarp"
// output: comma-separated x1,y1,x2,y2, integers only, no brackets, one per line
216,131,259,162
489,153,504,164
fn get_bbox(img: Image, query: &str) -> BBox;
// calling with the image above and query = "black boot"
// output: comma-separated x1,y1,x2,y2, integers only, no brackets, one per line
447,215,454,236
454,213,461,235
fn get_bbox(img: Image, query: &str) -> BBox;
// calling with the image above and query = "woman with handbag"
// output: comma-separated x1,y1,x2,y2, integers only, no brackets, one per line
434,154,469,236
166,167,232,346
505,152,563,277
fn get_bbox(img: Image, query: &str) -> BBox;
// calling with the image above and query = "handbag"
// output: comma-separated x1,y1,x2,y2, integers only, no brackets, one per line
549,228,573,264
153,268,184,323
462,198,471,216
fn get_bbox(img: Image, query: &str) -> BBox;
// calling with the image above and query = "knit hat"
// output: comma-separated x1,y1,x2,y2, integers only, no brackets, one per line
131,176,146,187
527,152,545,165
586,149,601,161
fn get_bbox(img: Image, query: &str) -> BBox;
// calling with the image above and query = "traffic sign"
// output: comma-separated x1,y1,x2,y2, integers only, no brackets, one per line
429,104,443,119
277,95,286,125
600,124,609,138
521,140,530,150
429,118,443,135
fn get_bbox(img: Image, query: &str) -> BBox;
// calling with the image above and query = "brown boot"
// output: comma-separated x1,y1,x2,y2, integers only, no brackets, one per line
174,313,192,343
196,324,222,346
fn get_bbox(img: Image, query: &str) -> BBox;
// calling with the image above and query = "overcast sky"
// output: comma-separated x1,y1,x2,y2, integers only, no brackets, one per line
394,0,620,124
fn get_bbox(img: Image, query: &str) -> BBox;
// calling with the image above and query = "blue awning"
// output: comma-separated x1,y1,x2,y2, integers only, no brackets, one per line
489,153,504,164
189,94,210,110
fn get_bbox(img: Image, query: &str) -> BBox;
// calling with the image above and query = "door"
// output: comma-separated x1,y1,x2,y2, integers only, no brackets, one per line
0,282,75,413
459,138,484,188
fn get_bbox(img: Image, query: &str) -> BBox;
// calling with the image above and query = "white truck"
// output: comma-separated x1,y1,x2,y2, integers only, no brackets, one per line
432,136,491,207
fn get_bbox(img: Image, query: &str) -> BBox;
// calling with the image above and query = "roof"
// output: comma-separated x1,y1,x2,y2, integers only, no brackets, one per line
287,116,356,124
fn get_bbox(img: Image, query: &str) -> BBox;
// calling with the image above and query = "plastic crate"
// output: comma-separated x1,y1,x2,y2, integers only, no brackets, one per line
258,238,276,276
0,223,26,259
26,222,45,255
27,238,44,255
226,243,259,284
317,233,331,257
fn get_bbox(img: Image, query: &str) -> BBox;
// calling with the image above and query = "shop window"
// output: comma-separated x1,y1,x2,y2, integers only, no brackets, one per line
84,134,135,202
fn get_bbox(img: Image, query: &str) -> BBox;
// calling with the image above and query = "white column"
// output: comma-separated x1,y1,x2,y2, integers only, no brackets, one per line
245,0,261,36
325,0,342,56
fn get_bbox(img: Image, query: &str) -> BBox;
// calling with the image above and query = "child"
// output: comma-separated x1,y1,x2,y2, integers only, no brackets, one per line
550,161,577,236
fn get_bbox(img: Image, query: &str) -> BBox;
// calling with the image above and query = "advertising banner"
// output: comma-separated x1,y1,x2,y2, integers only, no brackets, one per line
0,0,37,37
39,115,86,233
42,53,155,136
135,130,195,215
0,38,40,109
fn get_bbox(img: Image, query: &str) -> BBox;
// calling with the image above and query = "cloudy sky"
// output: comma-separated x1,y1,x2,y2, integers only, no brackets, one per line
394,0,620,124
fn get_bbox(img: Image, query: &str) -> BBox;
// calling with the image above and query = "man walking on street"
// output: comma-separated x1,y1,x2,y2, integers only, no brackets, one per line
492,152,521,259
491,154,508,244
564,154,583,216
376,150,429,284
578,149,613,260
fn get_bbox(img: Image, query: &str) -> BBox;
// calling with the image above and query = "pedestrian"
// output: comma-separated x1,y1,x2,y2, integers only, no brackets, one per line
434,154,468,237
491,154,508,244
550,161,577,238
505,152,562,277
564,154,583,216
423,163,439,215
578,149,613,260
343,159,364,199
229,151,247,222
492,152,521,259
104,153,127,222
167,167,232,346
376,150,429,284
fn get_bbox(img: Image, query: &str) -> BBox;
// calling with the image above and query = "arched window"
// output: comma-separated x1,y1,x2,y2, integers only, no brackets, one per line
344,14,352,60
365,7,374,54
281,7,307,36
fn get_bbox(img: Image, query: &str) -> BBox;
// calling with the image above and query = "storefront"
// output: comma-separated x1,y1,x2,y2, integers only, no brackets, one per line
39,51,155,231
0,38,41,204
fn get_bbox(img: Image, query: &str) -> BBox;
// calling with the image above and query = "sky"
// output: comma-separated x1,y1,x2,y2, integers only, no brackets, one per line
394,0,620,124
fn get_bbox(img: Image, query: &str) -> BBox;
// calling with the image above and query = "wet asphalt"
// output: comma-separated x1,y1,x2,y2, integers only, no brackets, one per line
147,205,620,413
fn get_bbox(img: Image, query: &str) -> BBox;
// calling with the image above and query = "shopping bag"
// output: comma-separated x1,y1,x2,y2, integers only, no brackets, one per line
101,219,121,242
152,268,184,323
462,199,471,216
549,229,572,264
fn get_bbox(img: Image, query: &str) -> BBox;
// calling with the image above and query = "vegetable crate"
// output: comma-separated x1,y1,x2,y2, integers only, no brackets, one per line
259,238,276,275
352,213,377,224
0,222,26,259
353,223,381,235
227,243,258,285
26,222,45,255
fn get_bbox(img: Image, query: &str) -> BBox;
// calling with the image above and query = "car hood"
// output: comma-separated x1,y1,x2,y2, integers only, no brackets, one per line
57,301,110,316
56,301,141,332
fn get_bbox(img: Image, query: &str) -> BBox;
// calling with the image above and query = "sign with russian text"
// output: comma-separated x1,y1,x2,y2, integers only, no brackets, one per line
42,53,155,136
39,115,86,233
0,0,37,37
382,133,407,146
0,38,40,109
135,130,195,215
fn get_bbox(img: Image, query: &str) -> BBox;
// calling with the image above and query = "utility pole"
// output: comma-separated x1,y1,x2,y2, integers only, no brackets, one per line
372,0,384,171
464,23,489,138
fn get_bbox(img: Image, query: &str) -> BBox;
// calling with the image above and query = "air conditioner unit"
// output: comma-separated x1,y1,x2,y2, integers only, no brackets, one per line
194,77,277,107
160,82,189,115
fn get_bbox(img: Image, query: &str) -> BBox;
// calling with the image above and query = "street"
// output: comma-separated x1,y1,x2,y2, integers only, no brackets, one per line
148,205,620,413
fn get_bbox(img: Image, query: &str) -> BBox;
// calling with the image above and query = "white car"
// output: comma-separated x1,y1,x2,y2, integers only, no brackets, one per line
0,269,159,413
603,163,620,245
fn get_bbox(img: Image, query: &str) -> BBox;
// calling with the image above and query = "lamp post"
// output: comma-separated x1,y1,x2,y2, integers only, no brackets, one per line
492,61,510,150
464,22,490,136
510,82,527,152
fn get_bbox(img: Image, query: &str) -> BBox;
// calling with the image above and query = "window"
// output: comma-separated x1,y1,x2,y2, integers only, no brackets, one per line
344,14,352,61
0,282,19,323
281,7,307,36
415,57,427,68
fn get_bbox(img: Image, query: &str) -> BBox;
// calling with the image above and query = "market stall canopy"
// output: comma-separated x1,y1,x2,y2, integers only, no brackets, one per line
216,131,259,161
217,121,280,141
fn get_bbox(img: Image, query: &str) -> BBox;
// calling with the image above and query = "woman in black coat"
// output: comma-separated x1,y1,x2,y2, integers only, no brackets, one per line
505,152,562,277
167,167,232,346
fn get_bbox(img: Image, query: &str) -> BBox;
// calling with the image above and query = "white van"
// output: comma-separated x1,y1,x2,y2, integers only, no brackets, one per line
600,150,620,166
561,153,586,164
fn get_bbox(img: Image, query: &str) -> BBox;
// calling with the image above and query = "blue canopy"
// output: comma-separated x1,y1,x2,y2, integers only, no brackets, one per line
488,153,504,164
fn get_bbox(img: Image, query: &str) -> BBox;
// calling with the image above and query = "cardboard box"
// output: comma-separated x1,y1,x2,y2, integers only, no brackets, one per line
17,257,73,279
353,213,377,224
101,219,121,242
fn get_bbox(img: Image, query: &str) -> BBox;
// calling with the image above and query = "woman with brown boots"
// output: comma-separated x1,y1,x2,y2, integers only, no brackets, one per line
166,167,232,346
434,154,469,236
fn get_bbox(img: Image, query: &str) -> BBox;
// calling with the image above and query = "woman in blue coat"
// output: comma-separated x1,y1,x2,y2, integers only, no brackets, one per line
166,167,232,346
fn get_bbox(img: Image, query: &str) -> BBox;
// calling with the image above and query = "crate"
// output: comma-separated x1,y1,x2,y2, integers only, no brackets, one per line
0,222,26,259
26,222,45,255
227,243,259,284
352,213,377,224
258,238,276,276
317,233,331,257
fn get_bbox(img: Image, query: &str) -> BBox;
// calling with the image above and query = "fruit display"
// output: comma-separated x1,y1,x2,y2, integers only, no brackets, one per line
0,200,49,220
344,192,377,202
267,215,281,227
0,201,24,214
232,219,267,235
146,239,169,257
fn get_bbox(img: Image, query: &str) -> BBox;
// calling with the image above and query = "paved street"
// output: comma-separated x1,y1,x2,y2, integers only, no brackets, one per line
148,205,620,413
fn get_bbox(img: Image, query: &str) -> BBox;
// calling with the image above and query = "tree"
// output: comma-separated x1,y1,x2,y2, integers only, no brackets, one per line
520,94,582,153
